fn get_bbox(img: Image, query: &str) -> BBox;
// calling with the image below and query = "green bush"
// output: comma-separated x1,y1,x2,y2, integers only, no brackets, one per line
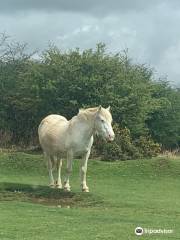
94,124,141,160
94,124,161,161
135,136,161,157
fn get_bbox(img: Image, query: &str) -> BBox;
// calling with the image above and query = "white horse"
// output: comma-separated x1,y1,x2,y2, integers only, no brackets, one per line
38,106,115,192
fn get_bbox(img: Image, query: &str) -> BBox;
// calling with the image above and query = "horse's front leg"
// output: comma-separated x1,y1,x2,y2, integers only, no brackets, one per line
64,150,73,192
80,150,90,192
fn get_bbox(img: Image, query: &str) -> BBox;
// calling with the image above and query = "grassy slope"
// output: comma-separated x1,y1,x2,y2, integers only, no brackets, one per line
0,152,180,240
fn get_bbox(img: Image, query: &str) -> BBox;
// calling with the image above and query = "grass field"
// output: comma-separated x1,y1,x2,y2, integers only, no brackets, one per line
0,151,180,240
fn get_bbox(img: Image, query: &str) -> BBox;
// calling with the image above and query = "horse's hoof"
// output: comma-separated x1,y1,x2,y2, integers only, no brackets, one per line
64,181,71,192
49,184,55,188
64,187,71,192
82,188,89,193
56,185,63,189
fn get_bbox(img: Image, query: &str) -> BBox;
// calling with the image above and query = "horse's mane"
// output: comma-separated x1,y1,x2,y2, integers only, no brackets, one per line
77,107,112,122
77,107,98,121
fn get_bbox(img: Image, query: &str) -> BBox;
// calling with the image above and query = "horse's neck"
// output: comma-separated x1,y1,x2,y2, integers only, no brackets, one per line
72,113,95,141
79,116,95,139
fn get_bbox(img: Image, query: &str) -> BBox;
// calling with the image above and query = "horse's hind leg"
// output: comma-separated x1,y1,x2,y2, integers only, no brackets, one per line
45,153,55,188
56,158,63,189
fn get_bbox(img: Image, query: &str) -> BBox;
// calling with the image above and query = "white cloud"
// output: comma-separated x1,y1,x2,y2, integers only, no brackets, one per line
157,42,180,85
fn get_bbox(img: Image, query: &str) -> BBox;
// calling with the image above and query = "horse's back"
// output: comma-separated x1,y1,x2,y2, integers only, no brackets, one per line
38,114,68,154
39,114,67,124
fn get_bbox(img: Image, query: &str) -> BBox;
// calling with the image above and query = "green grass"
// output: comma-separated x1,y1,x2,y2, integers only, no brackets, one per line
0,152,180,239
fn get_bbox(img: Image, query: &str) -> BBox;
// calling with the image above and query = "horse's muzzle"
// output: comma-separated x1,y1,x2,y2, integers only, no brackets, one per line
107,134,115,142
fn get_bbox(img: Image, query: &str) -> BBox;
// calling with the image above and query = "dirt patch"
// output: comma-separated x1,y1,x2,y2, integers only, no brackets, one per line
0,182,104,208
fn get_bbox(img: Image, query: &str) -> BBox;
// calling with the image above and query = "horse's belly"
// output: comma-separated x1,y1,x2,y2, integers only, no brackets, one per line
39,123,68,155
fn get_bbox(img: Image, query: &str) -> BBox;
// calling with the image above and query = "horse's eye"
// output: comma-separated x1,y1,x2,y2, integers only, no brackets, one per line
101,119,105,123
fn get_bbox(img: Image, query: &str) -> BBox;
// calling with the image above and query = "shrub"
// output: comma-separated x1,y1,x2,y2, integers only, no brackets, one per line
94,124,161,161
135,136,161,157
0,130,13,147
94,124,141,161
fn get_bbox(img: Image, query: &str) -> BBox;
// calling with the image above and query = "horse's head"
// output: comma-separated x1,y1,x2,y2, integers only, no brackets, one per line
94,105,115,142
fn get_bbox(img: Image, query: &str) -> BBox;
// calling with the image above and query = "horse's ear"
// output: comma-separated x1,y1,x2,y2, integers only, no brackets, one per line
98,105,102,112
107,106,111,111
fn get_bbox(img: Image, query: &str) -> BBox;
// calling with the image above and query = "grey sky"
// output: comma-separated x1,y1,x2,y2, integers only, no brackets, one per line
0,0,180,85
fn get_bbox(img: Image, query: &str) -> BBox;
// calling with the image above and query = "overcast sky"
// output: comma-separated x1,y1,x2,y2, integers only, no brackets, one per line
0,0,180,86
